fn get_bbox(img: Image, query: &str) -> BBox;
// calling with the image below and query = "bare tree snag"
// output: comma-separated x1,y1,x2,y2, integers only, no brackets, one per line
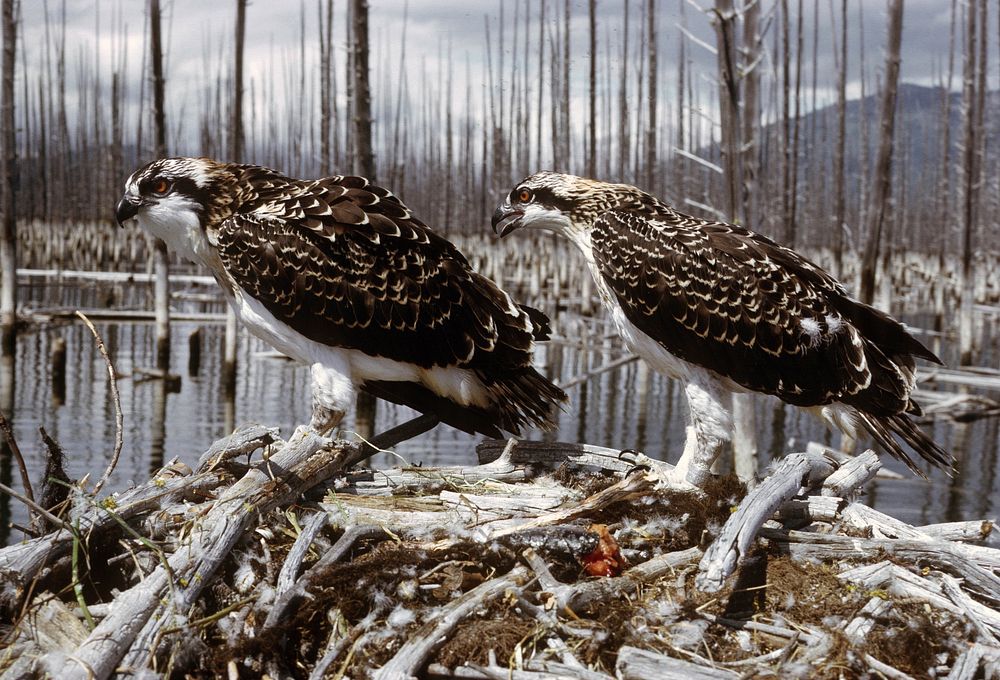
858,0,903,306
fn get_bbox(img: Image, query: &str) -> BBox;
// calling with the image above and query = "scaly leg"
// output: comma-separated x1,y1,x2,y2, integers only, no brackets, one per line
668,376,733,487
309,362,354,437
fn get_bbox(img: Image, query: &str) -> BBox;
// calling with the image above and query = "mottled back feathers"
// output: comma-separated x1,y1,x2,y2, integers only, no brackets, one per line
128,158,566,437
499,171,951,473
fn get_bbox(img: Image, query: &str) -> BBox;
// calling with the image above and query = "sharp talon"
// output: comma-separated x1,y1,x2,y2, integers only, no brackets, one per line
618,448,641,459
626,463,652,476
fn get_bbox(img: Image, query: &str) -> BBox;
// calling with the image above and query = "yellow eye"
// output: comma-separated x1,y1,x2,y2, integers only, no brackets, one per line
151,179,171,195
517,188,533,203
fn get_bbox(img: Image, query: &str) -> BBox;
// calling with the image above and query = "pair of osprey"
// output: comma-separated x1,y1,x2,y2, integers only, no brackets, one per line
115,158,952,485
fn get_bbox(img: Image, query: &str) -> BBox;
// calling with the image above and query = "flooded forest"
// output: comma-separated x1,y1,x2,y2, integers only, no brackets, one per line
5,1,1000,677
1,1,1000,547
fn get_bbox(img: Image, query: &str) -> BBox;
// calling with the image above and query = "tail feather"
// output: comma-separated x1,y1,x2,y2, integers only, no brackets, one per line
518,303,553,341
854,411,955,478
364,366,566,439
362,380,504,438
486,367,568,433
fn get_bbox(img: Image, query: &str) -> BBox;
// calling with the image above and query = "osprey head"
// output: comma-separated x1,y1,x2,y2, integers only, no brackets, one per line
492,171,636,238
116,157,235,263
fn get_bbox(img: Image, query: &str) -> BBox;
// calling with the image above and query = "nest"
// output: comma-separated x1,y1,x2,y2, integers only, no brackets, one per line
1,426,999,679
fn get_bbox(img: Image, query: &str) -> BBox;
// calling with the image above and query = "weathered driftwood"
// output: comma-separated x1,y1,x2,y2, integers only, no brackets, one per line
4,419,1000,678
766,529,1000,603
0,424,276,601
616,645,740,679
373,566,530,680
838,560,1000,635
475,438,674,478
696,451,838,592
0,464,229,614
58,429,356,679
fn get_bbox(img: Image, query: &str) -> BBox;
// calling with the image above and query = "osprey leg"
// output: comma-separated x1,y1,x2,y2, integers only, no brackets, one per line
671,379,734,487
310,362,353,435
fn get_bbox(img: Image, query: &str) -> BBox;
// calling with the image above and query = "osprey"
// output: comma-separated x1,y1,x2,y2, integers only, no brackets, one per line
115,157,566,440
493,172,953,485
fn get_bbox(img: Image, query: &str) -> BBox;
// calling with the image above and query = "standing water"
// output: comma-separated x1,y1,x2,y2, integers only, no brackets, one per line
2,268,999,545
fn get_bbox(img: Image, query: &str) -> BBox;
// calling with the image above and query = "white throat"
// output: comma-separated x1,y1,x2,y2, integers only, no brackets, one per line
134,193,213,266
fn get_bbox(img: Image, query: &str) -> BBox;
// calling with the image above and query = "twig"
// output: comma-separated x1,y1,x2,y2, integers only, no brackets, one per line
0,411,38,524
72,517,95,630
373,566,529,680
274,510,329,596
264,524,386,631
75,311,124,495
863,653,917,680
697,452,837,592
0,480,71,532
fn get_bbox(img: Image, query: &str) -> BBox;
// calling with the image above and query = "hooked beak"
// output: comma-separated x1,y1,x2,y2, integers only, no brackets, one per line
115,195,142,227
491,201,524,238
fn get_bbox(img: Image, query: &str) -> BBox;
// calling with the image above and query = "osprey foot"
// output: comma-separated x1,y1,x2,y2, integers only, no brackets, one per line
310,406,346,437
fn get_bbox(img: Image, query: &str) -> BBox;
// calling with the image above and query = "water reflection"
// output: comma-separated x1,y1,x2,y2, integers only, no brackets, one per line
2,276,999,542
1,333,14,546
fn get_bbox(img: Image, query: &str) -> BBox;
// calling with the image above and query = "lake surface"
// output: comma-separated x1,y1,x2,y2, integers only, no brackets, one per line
2,273,999,545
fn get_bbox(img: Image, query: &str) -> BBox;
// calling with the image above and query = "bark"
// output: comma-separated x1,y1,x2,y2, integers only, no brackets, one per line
712,0,740,221
587,0,596,177
0,0,17,342
230,0,246,160
858,0,903,306
644,0,656,191
958,0,988,365
350,0,374,179
832,0,847,276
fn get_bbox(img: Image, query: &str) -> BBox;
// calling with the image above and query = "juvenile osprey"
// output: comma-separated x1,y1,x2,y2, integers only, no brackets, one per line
493,172,953,484
115,157,566,439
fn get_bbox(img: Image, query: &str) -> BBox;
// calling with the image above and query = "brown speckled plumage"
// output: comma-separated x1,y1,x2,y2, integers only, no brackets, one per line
494,171,952,475
121,158,566,437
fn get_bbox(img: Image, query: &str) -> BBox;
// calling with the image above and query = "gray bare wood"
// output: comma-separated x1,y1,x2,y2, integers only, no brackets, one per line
373,566,529,680
697,452,836,592
616,645,740,679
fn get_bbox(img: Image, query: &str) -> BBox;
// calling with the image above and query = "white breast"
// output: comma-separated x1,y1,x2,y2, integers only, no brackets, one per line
227,285,490,408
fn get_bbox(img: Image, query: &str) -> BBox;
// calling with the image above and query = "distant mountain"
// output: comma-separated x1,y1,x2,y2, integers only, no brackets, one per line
779,82,968,193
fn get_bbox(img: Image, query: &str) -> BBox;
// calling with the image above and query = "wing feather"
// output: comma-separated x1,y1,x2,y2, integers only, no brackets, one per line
214,173,537,380
589,208,927,411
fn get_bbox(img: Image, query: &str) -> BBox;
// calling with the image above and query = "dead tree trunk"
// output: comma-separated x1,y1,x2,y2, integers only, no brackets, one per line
645,0,657,191
587,0,596,178
318,0,334,175
712,0,757,480
0,0,16,355
149,0,171,369
231,0,246,161
933,0,957,332
223,0,248,395
858,0,903,306
780,0,792,242
740,0,760,229
351,0,377,437
351,0,375,180
618,0,629,178
712,0,741,220
832,0,847,277
958,0,987,365
788,0,803,247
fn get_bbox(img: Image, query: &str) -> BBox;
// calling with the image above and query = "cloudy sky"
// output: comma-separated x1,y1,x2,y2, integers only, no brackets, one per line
14,0,981,159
